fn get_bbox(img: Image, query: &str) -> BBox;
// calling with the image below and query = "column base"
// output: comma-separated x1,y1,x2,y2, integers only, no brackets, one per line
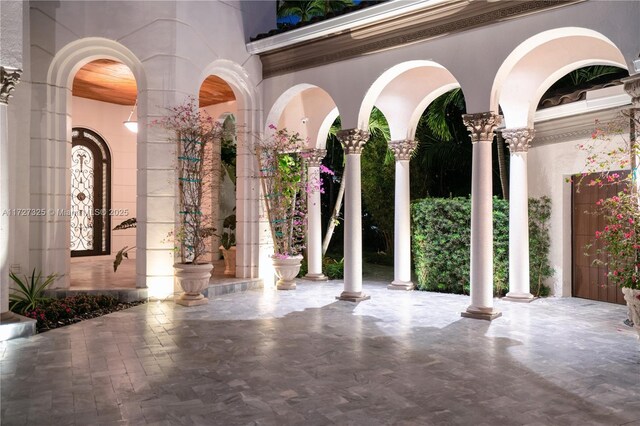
304,273,328,281
387,280,415,291
336,291,370,302
0,311,19,323
503,292,535,303
461,305,502,321
0,313,36,341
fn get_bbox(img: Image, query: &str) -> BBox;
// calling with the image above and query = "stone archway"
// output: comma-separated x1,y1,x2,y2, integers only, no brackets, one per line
41,38,147,290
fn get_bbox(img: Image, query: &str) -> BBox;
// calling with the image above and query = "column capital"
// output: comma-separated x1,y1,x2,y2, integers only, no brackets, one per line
502,127,534,153
337,129,369,155
623,74,640,106
388,139,418,161
0,67,22,105
462,112,502,143
303,149,326,167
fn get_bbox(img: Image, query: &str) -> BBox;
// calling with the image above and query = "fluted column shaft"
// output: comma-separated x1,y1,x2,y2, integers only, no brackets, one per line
462,112,502,320
388,139,417,290
336,129,370,302
304,149,328,281
1,67,21,318
503,128,534,302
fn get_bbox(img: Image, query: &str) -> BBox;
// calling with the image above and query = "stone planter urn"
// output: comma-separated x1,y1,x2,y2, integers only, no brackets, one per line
272,255,303,290
622,287,640,338
219,246,236,276
174,263,213,306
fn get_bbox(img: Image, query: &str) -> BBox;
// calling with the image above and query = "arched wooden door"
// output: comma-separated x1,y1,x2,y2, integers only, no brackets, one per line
70,128,111,257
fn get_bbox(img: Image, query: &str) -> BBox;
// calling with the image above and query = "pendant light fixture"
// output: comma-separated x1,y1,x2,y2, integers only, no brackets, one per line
123,100,138,133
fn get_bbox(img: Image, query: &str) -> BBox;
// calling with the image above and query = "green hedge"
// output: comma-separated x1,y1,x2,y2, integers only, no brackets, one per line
412,196,552,296
412,197,509,296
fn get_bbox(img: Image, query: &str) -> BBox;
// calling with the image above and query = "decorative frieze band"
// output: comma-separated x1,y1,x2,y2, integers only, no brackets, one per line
623,75,640,107
0,67,22,105
337,129,370,155
502,127,534,153
303,149,327,167
462,112,501,143
389,139,418,161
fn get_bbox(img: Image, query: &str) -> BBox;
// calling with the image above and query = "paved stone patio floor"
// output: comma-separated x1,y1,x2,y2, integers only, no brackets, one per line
1,277,639,425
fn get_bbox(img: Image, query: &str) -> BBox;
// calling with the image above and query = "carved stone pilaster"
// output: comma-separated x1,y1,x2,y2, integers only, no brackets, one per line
502,127,534,153
462,112,502,143
303,149,326,167
337,129,369,155
0,67,22,105
389,139,418,161
623,74,640,107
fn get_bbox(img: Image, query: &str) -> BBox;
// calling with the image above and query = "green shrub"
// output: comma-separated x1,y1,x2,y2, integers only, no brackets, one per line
324,257,344,279
412,196,552,297
9,269,58,314
297,255,345,279
412,197,509,296
529,196,553,297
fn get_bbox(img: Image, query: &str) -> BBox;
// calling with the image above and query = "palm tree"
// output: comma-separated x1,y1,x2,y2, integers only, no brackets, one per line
277,0,354,23
421,88,508,199
321,107,391,255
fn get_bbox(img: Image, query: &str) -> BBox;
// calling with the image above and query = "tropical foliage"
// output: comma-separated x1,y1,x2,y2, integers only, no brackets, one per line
529,196,553,297
277,0,354,23
9,269,58,315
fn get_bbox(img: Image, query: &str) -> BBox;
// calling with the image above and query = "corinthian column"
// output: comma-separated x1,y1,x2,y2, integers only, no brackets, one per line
503,128,534,302
1,67,22,321
461,112,502,320
304,149,328,281
336,129,370,302
388,139,417,290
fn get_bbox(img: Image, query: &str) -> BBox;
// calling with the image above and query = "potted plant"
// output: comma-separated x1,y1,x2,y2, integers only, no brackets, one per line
219,212,236,276
256,126,317,290
157,97,221,306
576,112,640,336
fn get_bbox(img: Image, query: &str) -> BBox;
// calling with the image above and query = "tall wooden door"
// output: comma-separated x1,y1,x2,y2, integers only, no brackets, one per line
572,172,626,304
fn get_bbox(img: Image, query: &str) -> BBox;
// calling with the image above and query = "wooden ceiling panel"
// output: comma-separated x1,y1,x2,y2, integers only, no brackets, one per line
199,75,236,107
73,59,137,105
72,60,236,107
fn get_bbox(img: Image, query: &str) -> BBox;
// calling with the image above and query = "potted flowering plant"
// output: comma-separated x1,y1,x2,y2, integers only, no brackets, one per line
256,126,317,290
156,97,222,306
576,111,640,335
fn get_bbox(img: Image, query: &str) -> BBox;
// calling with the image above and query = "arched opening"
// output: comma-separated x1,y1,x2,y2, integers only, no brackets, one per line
491,27,630,300
198,75,237,276
69,58,138,288
265,85,340,283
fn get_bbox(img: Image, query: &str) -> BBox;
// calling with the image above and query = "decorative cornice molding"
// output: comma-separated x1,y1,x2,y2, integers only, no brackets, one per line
622,75,640,107
502,128,535,153
337,129,369,155
0,67,22,105
257,0,584,78
462,112,501,143
389,139,417,161
303,149,327,167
